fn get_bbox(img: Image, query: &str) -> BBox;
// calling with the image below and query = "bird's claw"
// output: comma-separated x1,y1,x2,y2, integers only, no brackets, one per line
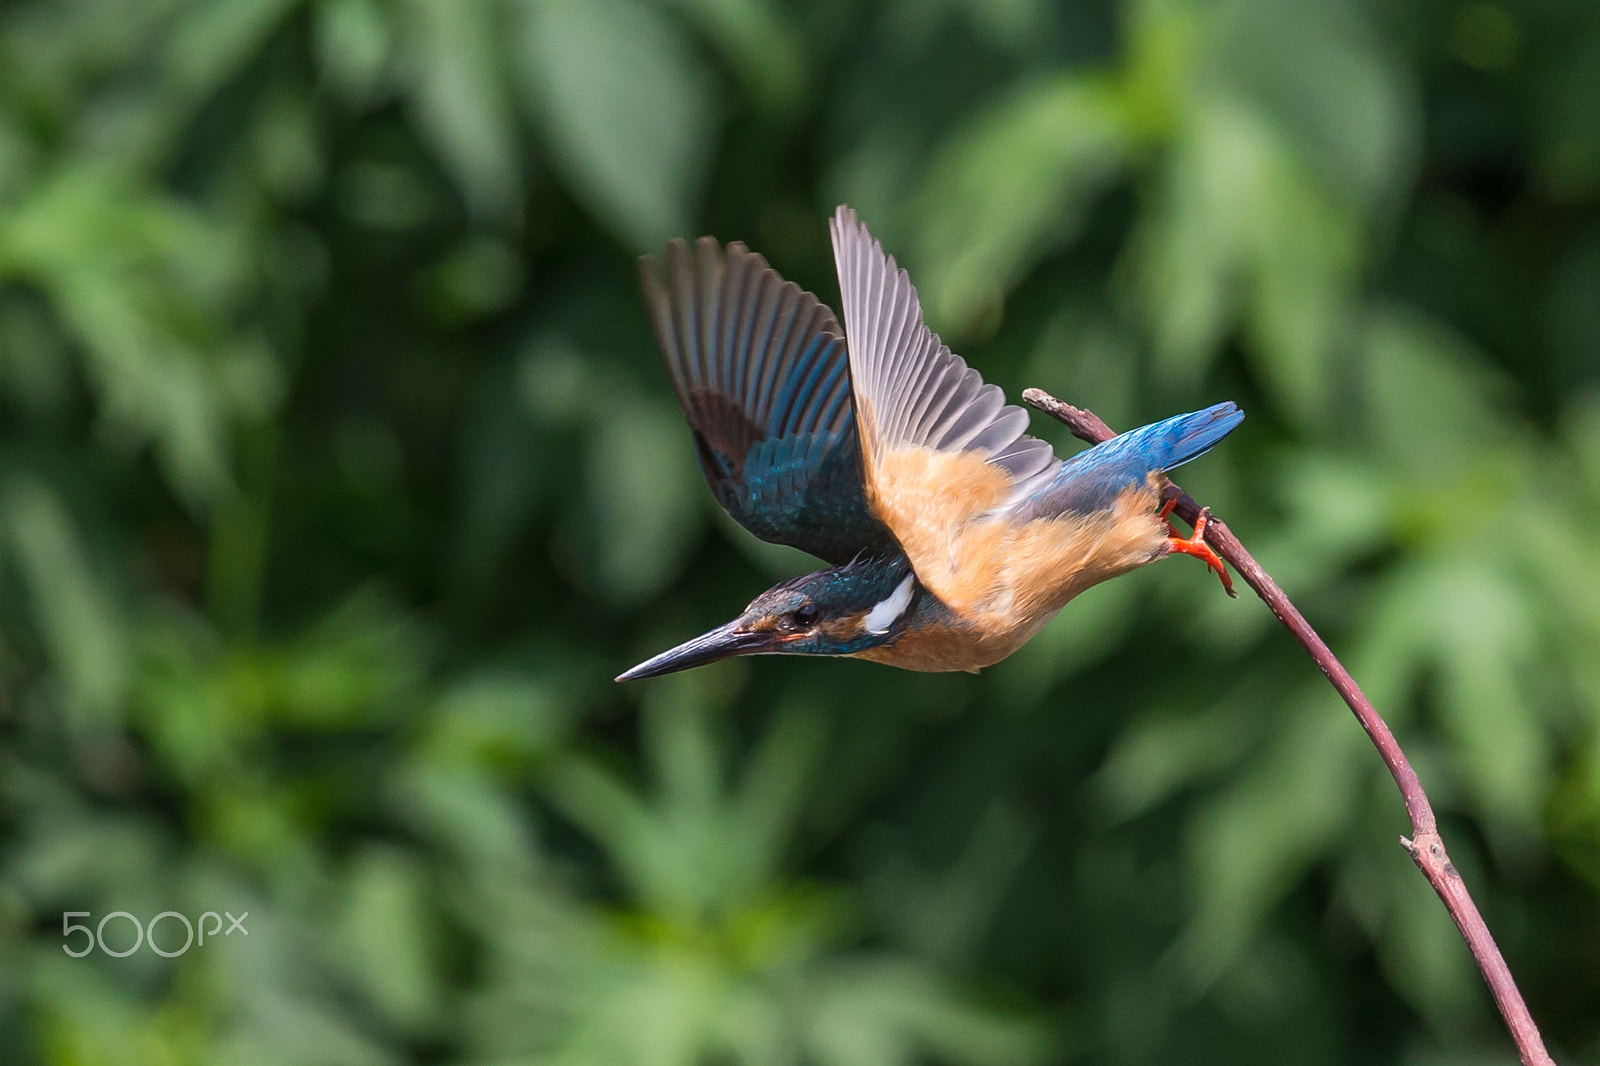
1163,502,1236,597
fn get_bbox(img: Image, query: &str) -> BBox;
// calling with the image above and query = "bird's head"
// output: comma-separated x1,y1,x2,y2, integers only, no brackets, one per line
616,556,921,681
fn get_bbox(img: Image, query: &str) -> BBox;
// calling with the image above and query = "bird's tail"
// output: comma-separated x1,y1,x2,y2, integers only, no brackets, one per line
1108,401,1244,473
1014,402,1243,519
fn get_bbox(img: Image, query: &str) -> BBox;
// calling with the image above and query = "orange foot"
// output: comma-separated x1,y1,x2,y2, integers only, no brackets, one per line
1162,500,1236,598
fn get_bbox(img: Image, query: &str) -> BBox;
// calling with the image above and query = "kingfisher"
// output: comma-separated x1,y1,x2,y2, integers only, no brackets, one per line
617,207,1241,681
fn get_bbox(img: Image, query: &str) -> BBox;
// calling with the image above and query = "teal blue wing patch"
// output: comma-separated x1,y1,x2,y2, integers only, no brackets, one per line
640,238,895,564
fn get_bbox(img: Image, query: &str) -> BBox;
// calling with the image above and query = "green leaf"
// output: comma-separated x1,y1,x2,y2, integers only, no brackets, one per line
581,393,706,605
917,74,1136,335
165,0,301,103
1179,703,1364,987
4,479,129,724
399,0,523,220
313,0,394,107
666,0,804,113
1361,307,1511,480
1130,95,1359,423
515,0,714,246
342,845,440,1033
0,167,244,507
1212,0,1416,212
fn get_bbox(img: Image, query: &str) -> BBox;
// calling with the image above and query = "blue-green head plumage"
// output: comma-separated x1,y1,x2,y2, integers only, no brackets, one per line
616,554,923,681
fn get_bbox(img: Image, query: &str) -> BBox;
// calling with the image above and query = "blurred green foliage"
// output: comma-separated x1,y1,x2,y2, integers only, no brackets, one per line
1,0,1599,1063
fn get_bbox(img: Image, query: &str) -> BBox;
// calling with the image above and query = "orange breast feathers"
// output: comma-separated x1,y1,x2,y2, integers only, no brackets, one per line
863,441,1171,637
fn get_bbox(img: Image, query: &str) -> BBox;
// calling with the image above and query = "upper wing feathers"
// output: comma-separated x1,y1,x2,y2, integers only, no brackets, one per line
828,206,1060,506
640,237,894,564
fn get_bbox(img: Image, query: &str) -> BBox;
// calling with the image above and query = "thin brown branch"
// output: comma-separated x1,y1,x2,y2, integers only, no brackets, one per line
1021,388,1555,1066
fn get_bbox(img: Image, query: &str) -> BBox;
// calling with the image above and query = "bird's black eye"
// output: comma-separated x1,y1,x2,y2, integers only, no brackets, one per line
792,604,819,628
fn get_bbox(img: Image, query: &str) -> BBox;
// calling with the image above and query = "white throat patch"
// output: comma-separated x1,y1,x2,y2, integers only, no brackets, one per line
864,573,916,634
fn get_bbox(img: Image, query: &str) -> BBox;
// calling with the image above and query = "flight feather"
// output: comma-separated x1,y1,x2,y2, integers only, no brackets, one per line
640,237,894,563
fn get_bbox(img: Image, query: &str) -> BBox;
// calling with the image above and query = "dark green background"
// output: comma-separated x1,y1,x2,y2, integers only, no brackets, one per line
2,0,1598,1062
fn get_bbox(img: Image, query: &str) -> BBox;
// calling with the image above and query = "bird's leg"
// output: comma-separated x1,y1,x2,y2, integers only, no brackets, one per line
1163,502,1236,597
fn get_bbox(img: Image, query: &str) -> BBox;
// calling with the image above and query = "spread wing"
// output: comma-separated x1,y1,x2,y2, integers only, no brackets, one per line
640,236,895,564
829,206,1062,604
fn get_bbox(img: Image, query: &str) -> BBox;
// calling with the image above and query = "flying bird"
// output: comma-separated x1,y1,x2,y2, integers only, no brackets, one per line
617,207,1241,681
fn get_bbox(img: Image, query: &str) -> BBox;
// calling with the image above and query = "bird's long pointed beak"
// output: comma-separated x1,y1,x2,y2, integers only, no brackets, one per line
615,619,775,682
